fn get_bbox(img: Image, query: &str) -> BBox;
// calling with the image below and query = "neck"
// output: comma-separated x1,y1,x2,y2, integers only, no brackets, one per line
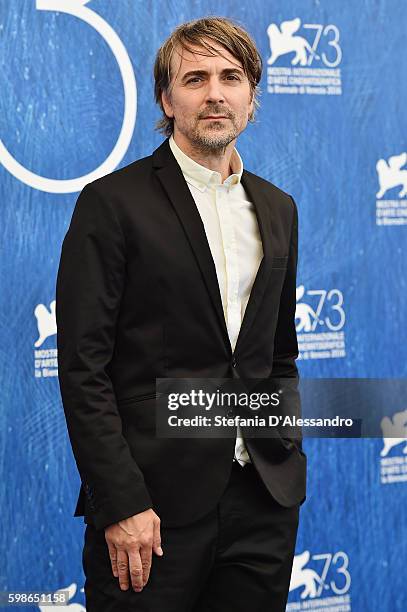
172,131,236,183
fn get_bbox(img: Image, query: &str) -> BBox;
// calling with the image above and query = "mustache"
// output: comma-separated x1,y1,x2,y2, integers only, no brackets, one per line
198,107,234,119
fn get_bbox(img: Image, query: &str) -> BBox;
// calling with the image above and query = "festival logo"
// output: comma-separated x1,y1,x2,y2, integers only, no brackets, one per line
34,299,58,378
376,152,407,226
287,550,352,611
0,0,136,193
295,285,346,360
266,18,342,96
380,409,407,484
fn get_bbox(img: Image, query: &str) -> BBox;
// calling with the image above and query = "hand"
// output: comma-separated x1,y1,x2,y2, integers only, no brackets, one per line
104,508,163,592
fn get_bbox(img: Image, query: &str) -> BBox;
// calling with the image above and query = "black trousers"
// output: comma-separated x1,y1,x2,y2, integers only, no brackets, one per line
83,460,300,611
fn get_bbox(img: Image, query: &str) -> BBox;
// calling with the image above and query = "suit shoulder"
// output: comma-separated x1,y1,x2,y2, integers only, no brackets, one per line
82,153,154,197
243,169,295,211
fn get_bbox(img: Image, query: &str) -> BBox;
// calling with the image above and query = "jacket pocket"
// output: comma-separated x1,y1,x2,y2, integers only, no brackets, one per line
117,392,157,407
271,255,288,269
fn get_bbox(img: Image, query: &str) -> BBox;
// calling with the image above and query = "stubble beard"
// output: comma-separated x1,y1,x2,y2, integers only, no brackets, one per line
181,113,241,156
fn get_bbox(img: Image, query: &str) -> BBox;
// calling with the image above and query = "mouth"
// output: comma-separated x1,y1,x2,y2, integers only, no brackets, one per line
201,116,228,120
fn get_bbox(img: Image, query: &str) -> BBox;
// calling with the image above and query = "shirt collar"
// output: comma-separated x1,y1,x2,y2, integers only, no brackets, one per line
169,134,243,192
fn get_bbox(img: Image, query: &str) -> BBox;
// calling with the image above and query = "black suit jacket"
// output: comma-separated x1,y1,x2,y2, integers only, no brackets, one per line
56,137,307,531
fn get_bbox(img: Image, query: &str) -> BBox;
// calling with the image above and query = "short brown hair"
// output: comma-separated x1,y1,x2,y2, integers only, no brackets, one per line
154,16,262,136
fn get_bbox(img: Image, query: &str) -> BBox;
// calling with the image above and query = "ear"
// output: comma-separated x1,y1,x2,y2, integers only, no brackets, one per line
161,90,174,119
248,94,255,121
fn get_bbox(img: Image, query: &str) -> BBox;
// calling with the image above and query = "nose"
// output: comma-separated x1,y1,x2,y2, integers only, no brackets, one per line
204,76,225,105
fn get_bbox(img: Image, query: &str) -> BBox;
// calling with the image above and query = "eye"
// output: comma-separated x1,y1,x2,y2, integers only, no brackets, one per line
186,77,203,84
226,74,241,81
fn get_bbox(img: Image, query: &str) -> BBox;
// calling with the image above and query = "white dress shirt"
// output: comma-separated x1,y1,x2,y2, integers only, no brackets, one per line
169,135,263,466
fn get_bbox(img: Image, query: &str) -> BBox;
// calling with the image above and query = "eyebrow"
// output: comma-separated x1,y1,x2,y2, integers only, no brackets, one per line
180,67,245,82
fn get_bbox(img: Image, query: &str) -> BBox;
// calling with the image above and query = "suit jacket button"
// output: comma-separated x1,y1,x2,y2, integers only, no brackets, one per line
231,357,237,367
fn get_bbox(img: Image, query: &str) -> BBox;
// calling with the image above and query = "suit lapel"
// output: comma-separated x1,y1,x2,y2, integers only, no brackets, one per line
153,139,231,349
152,139,274,357
234,170,273,353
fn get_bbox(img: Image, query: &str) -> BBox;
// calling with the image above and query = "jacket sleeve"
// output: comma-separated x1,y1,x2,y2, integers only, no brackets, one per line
270,196,303,451
56,184,153,530
271,196,299,379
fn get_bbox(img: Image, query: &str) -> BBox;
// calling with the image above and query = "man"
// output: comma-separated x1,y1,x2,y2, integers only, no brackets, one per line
56,16,306,612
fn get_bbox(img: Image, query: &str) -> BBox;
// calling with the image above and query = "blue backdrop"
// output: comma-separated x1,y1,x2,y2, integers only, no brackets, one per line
1,1,406,610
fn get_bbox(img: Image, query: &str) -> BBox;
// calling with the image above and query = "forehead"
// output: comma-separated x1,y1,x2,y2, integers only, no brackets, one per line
170,39,243,78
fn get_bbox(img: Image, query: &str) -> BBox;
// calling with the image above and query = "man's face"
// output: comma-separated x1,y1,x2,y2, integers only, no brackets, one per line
161,40,254,152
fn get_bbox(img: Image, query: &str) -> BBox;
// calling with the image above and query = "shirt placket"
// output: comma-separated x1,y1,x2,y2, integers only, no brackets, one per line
214,183,241,353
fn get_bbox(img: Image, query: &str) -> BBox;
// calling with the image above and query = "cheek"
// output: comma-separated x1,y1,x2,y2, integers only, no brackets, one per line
235,103,251,122
171,95,198,119
231,92,252,116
